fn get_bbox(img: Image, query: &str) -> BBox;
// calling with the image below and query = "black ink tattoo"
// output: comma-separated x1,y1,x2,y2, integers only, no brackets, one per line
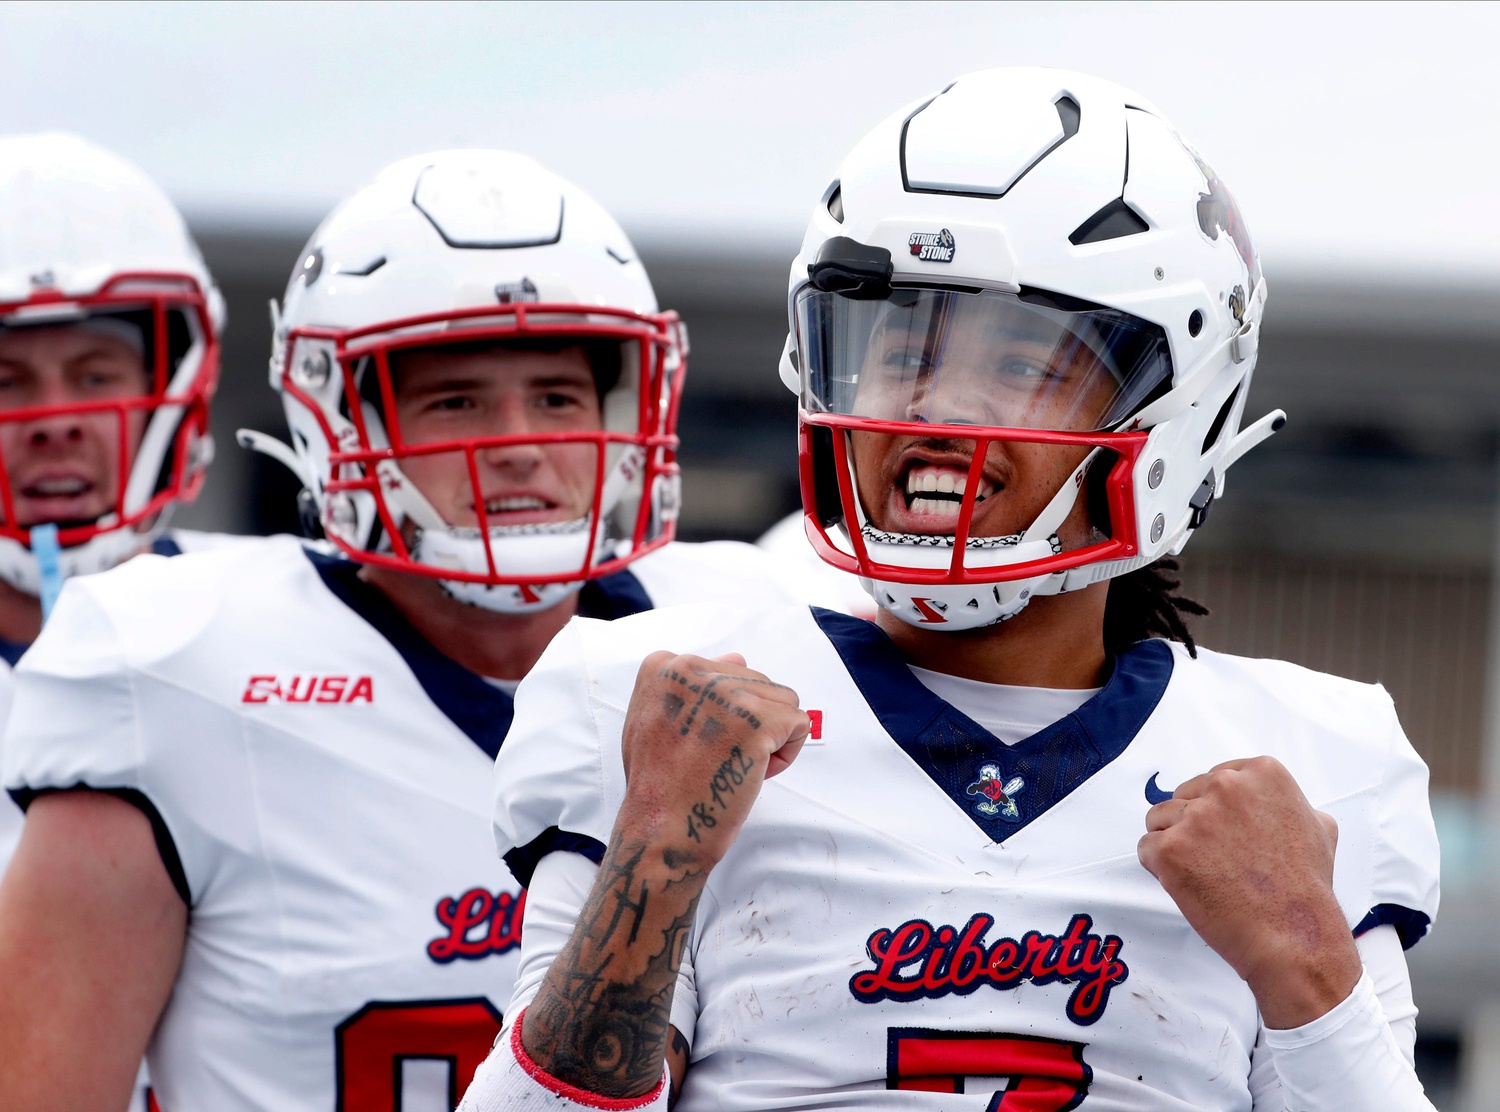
524,835,706,1099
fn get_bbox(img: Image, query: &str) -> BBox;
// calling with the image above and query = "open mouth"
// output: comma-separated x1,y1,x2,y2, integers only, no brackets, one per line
23,477,94,498
473,492,571,526
484,495,552,514
901,463,997,521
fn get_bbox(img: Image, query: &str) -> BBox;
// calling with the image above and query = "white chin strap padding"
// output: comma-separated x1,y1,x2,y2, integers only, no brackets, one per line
414,517,599,614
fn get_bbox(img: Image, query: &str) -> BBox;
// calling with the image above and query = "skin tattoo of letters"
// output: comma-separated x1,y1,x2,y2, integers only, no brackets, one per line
527,663,775,1098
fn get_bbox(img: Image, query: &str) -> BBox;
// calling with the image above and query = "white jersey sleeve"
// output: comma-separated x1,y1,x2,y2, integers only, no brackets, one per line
492,619,622,884
1360,702,1440,947
2,567,204,898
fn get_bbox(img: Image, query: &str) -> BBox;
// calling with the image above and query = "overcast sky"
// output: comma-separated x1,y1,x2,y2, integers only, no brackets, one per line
2,1,1497,285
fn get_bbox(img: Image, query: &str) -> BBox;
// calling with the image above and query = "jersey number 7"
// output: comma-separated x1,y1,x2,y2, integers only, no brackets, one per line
887,1028,1091,1111
336,997,504,1110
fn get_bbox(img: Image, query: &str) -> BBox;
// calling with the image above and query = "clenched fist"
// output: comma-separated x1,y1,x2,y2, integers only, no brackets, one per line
616,651,811,869
1138,756,1362,1029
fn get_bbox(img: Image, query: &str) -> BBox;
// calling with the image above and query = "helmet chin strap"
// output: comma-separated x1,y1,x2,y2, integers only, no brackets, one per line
377,445,648,613
852,446,1101,632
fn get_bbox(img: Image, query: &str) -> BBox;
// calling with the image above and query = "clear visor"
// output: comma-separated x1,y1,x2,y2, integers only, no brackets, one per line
796,286,1172,433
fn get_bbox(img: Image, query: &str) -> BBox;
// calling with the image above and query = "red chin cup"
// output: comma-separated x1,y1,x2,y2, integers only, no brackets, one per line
0,272,218,546
797,411,1149,586
280,301,685,585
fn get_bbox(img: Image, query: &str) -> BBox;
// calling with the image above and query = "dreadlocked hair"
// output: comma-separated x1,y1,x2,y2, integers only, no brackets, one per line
1103,556,1209,659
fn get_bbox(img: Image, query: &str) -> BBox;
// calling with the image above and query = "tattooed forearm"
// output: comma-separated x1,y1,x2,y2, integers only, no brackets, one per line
684,746,756,843
523,835,706,1098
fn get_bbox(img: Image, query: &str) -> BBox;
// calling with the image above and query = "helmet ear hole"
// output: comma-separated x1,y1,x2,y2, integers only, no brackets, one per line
1201,385,1241,455
1085,449,1120,539
809,424,846,528
1188,309,1204,337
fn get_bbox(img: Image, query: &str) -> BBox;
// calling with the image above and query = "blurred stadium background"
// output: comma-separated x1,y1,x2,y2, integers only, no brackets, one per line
5,1,1499,1106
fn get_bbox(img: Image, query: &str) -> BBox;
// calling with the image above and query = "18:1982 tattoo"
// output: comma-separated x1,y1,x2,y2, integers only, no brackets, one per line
684,746,755,842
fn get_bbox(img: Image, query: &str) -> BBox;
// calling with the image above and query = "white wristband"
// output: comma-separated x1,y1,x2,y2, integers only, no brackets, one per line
1263,970,1435,1111
458,1008,669,1112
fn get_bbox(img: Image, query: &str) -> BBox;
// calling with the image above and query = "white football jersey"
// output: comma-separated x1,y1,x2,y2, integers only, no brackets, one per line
0,529,259,1112
0,529,255,867
2,534,807,1112
493,603,1440,1112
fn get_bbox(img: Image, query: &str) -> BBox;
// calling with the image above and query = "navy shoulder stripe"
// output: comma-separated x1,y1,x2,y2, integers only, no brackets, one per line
1353,902,1432,950
504,825,608,889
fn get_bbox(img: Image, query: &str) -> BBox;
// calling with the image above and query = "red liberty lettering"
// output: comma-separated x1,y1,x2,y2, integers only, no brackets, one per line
1023,930,1063,978
807,709,823,740
851,913,1128,1027
850,921,933,997
427,887,526,964
1053,914,1094,979
947,913,993,988
1069,937,1128,1023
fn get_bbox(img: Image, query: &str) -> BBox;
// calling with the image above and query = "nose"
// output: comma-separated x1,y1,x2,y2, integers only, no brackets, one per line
907,369,985,427
475,396,546,471
23,403,88,449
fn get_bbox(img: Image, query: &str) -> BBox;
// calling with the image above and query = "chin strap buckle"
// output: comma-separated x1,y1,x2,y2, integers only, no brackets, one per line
1188,473,1216,529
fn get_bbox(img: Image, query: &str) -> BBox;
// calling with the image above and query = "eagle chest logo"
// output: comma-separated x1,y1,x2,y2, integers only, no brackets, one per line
966,762,1024,822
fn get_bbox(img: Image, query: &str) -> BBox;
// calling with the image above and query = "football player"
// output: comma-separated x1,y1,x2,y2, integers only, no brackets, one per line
0,150,806,1111
0,133,242,1112
466,71,1440,1111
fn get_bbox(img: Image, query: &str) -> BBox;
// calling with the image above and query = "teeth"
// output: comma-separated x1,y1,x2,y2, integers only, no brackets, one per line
486,496,547,512
28,478,88,496
909,497,962,518
905,467,996,503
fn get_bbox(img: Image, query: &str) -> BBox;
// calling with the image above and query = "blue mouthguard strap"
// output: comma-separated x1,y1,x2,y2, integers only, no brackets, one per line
31,523,63,623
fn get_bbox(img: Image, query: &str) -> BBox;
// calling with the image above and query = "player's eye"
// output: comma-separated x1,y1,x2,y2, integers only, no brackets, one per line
879,345,929,373
427,393,476,412
74,361,142,393
996,355,1055,382
535,389,587,411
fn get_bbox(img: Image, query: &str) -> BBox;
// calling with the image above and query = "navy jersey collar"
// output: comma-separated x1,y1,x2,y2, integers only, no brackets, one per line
0,636,25,668
305,549,654,760
578,568,652,620
811,607,1174,842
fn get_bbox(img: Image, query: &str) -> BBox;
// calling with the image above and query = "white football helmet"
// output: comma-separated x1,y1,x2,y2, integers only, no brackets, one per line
253,150,685,613
0,133,222,595
781,68,1282,631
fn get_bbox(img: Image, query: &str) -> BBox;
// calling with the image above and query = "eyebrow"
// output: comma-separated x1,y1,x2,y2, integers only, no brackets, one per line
398,371,596,396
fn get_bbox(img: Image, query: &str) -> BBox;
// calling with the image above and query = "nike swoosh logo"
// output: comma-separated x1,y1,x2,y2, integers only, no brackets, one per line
1144,773,1175,805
